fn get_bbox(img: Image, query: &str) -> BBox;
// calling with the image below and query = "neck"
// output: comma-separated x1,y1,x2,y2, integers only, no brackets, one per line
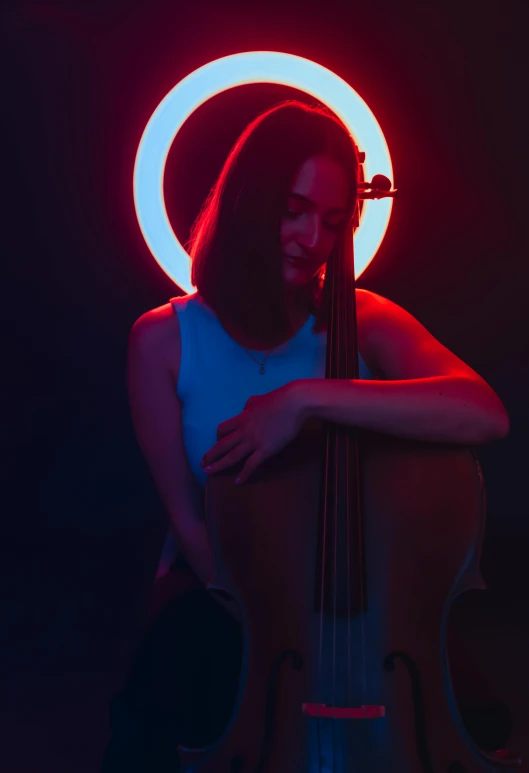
198,287,315,351
222,308,310,352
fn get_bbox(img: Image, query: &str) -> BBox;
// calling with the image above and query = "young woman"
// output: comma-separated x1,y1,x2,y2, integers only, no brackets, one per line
100,100,511,771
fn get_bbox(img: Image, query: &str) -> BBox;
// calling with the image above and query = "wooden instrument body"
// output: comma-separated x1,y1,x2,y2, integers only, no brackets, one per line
177,421,521,772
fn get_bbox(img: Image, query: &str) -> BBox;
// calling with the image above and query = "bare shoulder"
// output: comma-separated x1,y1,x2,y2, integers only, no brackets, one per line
355,288,487,382
355,289,385,378
129,301,181,385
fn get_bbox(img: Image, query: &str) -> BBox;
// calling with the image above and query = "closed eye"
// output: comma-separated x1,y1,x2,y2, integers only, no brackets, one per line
285,210,344,232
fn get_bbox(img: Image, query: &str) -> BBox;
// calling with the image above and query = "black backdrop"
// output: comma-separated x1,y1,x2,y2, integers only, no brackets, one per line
1,0,528,770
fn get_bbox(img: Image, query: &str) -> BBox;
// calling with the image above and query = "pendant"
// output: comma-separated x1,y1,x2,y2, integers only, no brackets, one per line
259,365,265,374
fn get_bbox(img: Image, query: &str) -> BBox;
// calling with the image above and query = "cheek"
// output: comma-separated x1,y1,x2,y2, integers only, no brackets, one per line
279,219,293,246
320,236,337,262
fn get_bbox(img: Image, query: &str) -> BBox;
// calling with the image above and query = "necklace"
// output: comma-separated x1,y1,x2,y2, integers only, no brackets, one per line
243,347,273,375
241,312,309,374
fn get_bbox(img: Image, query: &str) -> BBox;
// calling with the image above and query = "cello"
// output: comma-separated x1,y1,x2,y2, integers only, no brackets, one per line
178,174,522,772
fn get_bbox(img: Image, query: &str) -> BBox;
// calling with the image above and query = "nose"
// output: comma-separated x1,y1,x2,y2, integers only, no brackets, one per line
297,213,322,251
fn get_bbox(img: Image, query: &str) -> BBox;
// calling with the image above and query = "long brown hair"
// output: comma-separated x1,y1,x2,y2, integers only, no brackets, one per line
186,99,360,346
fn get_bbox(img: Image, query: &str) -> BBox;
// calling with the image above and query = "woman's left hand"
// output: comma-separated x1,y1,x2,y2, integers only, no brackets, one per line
200,382,306,485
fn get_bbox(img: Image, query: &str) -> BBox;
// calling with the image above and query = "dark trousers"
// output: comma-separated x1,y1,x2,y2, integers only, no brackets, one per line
100,565,242,772
100,562,513,772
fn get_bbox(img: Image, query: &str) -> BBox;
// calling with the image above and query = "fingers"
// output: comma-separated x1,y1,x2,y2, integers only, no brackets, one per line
202,445,261,483
234,451,261,485
202,433,241,468
216,415,240,441
202,441,249,475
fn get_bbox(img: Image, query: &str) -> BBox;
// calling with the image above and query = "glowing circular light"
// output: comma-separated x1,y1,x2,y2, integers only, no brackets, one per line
133,51,393,293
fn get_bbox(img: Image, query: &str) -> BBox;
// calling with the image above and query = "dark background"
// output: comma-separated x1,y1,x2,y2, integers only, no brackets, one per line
1,0,528,770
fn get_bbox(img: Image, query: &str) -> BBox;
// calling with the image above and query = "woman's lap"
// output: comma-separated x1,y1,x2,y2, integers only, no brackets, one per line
100,583,242,772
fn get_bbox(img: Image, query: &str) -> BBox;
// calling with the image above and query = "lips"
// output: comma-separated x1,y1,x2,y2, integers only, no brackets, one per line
284,255,307,266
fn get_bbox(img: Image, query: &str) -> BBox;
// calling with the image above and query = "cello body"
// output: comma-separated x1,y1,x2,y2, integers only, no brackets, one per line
175,171,520,771
177,421,522,772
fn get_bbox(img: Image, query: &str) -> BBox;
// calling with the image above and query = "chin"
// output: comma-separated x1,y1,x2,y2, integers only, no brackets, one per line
282,264,316,286
283,276,313,289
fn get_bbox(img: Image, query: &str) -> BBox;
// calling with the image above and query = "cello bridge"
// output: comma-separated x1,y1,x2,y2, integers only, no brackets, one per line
302,703,385,719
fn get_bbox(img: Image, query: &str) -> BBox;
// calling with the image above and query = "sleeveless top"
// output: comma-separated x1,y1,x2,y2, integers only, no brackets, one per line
156,292,374,578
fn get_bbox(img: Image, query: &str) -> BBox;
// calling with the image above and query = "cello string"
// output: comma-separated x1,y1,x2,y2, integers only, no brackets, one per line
332,381,338,709
316,434,328,773
351,203,369,708
332,250,338,711
314,262,334,773
345,245,352,710
332,244,339,770
318,439,330,689
333,239,345,711
343,208,369,713
317,255,334,697
356,424,368,706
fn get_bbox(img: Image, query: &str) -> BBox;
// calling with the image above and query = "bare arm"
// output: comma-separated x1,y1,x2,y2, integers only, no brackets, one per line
293,290,509,443
126,306,213,587
292,375,509,444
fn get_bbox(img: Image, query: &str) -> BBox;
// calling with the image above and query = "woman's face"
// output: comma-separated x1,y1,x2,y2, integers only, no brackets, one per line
280,154,351,287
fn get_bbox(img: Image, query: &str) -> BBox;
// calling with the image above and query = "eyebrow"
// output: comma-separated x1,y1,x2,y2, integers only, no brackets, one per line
288,192,348,214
